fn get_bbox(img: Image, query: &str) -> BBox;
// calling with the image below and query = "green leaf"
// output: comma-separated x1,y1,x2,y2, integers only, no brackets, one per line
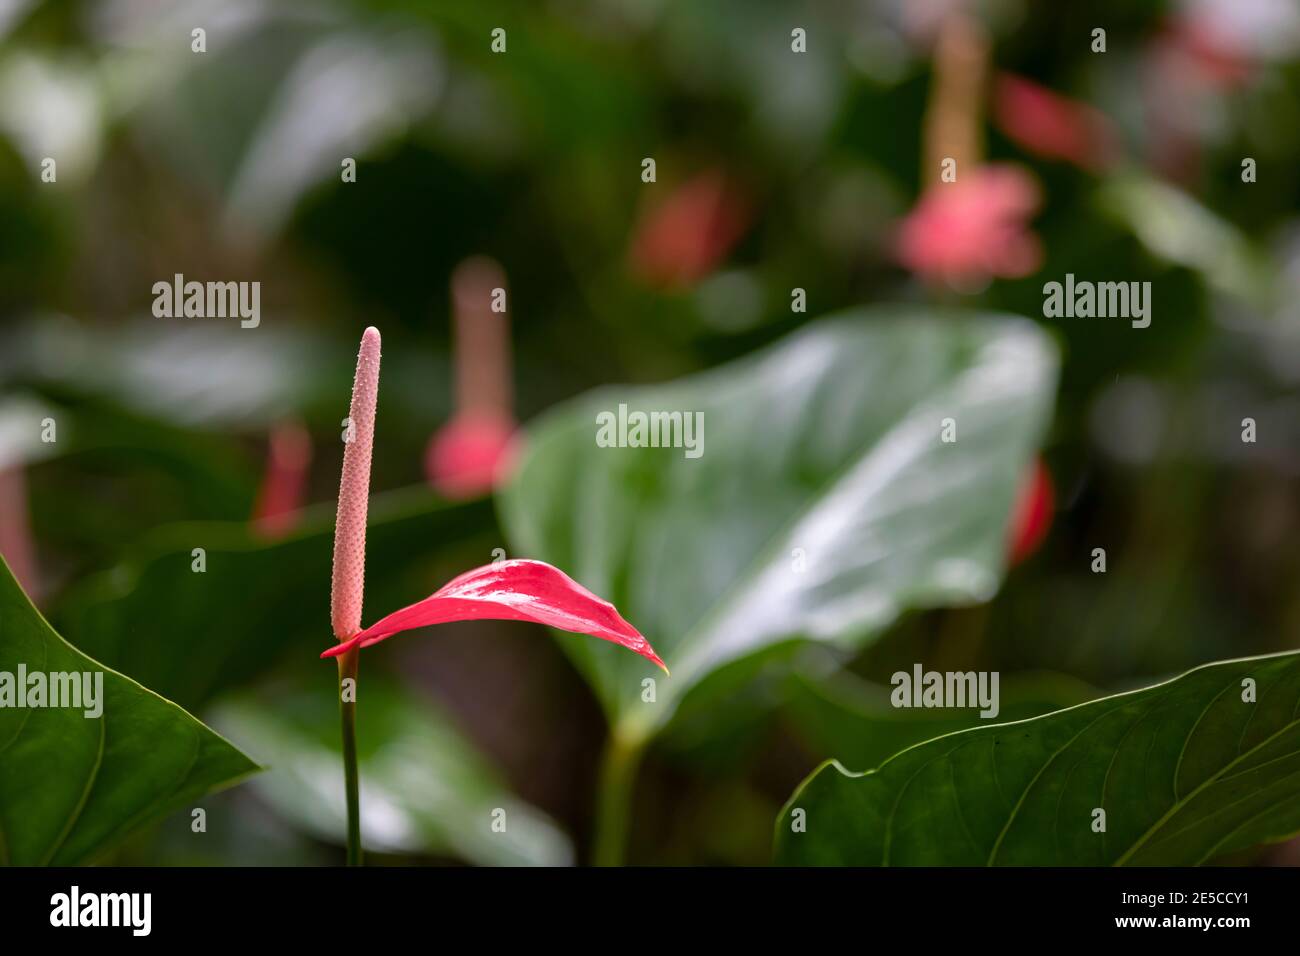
499,309,1057,740
1098,173,1276,310
774,651,1300,866
211,678,573,866
53,488,494,712
786,668,1098,772
7,317,332,430
28,407,262,574
0,557,259,865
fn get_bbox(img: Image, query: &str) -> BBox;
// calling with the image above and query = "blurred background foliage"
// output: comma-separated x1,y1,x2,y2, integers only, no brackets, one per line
1,0,1299,865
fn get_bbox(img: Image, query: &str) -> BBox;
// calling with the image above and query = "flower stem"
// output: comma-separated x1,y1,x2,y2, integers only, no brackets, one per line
337,647,362,866
592,727,645,867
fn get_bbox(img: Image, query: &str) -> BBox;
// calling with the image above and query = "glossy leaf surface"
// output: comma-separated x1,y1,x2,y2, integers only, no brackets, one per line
500,309,1058,737
786,668,1097,772
775,651,1300,865
0,558,259,865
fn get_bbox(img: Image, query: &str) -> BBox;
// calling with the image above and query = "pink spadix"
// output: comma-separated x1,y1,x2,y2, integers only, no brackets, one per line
322,558,666,672
331,326,381,641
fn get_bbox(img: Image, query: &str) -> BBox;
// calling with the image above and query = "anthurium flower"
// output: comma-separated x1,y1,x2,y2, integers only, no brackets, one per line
322,558,666,672
894,163,1043,288
331,324,662,668
426,257,519,499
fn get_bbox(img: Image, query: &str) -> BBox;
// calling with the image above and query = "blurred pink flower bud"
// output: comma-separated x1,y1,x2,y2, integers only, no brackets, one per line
894,164,1043,288
252,419,313,539
427,258,518,499
426,410,519,500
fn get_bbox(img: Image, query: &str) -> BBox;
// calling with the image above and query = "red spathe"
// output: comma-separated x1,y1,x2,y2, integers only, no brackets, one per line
321,558,666,672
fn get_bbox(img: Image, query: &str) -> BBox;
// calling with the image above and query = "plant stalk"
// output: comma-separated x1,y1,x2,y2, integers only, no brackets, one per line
337,647,362,866
592,727,645,867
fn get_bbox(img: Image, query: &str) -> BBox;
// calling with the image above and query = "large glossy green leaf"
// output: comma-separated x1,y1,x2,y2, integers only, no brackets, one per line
786,668,1098,772
775,651,1300,865
0,557,259,865
499,309,1057,740
211,679,573,867
53,488,494,712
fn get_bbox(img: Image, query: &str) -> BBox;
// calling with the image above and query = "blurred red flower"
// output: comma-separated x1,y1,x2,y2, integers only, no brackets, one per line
1143,9,1259,180
1007,456,1054,566
994,73,1120,172
628,170,749,289
1160,12,1255,92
